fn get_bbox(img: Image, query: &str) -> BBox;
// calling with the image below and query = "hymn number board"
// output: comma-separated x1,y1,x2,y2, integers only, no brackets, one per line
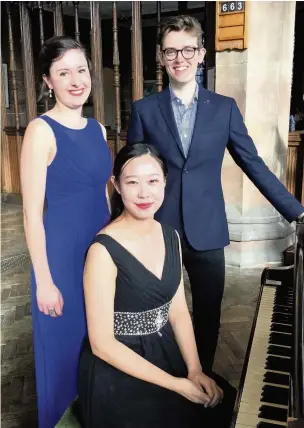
216,1,248,51
220,1,244,14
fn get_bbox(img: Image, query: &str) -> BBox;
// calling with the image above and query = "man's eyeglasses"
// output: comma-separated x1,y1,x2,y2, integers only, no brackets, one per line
161,46,200,61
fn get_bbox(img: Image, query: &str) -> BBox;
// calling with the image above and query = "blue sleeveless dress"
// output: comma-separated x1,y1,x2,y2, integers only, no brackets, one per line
30,116,112,427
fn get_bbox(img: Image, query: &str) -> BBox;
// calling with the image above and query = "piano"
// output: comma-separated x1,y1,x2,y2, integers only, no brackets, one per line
230,222,304,428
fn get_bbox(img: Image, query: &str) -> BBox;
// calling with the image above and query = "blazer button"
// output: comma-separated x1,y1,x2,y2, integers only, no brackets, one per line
183,168,188,174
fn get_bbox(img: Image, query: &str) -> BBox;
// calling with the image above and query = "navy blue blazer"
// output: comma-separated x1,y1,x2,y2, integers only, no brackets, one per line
127,86,303,251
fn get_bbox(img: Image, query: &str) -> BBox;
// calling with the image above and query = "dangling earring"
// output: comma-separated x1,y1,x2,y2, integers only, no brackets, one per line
49,88,53,98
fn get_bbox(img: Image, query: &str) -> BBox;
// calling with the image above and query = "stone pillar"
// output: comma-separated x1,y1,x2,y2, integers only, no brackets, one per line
216,1,296,268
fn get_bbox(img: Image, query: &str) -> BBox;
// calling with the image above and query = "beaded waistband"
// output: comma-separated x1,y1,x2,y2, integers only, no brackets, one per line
114,301,171,337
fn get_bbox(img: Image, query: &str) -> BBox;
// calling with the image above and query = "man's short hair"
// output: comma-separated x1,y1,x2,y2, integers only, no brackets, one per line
158,15,204,49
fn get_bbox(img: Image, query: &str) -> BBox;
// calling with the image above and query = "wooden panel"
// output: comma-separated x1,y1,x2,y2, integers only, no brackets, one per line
90,1,105,123
218,25,244,40
8,135,21,194
1,133,21,194
20,3,37,122
219,13,244,27
287,132,304,205
131,1,143,101
216,1,247,51
286,146,298,196
217,39,244,50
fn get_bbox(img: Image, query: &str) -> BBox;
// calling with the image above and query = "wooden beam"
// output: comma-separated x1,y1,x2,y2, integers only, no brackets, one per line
20,2,37,123
54,2,64,36
204,1,216,91
113,1,122,154
38,2,49,112
90,1,105,123
7,3,21,131
2,4,21,194
131,1,143,101
1,57,12,193
156,1,163,93
73,1,80,42
7,2,23,179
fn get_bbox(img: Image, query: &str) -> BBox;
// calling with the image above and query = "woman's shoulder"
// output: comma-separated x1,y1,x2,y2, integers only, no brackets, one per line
91,223,123,251
23,116,55,148
86,238,117,273
26,116,51,132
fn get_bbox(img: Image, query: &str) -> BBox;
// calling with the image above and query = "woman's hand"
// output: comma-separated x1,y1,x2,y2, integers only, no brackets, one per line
188,370,224,408
36,282,64,317
173,378,211,405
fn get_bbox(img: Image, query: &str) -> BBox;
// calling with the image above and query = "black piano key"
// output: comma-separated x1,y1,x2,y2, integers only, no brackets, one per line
263,371,289,386
267,345,291,357
274,292,289,297
265,355,291,373
261,385,289,405
274,295,293,305
273,305,292,314
270,323,293,334
274,303,293,310
257,423,286,428
258,404,288,422
272,313,292,324
269,332,292,347
274,296,293,305
275,288,292,297
275,285,293,294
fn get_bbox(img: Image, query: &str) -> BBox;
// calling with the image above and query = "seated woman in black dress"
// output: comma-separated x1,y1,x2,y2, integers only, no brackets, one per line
78,143,236,427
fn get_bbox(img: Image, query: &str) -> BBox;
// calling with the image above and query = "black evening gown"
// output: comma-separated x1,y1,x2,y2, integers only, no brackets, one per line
78,224,236,427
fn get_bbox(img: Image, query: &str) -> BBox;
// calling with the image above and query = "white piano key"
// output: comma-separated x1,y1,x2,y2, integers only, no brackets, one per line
234,286,291,427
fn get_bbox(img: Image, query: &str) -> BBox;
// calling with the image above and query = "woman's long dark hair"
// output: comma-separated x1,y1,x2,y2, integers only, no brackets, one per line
110,143,168,222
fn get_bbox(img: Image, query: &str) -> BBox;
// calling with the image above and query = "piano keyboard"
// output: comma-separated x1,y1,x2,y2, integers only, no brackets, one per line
234,284,293,427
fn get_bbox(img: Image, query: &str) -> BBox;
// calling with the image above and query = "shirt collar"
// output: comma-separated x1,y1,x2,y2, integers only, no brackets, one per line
169,83,199,104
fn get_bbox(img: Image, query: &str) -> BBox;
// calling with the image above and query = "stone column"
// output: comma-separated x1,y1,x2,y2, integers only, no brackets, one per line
216,1,296,268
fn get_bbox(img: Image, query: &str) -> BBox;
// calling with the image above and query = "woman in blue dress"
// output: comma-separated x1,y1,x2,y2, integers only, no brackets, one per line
20,36,112,427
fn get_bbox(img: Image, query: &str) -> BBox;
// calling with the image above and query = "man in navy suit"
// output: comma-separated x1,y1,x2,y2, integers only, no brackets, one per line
127,15,304,373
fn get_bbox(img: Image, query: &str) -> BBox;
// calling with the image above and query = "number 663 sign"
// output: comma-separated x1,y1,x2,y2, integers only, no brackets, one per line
216,1,247,51
221,1,244,13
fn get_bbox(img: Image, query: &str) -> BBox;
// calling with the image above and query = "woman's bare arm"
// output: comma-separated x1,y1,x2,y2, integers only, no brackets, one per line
169,233,202,373
20,119,63,315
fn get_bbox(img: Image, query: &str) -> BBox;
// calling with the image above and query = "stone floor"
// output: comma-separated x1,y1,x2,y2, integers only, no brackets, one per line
1,202,263,427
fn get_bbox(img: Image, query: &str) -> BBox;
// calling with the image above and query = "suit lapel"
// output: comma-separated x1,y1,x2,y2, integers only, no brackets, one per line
186,86,217,159
157,88,185,158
